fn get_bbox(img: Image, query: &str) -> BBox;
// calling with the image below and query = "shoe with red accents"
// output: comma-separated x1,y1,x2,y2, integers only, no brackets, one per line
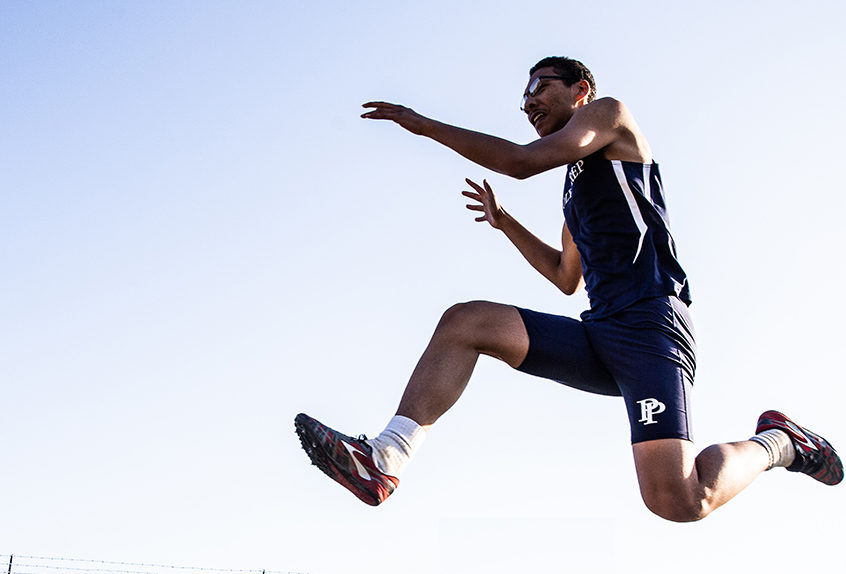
295,413,398,506
756,410,843,486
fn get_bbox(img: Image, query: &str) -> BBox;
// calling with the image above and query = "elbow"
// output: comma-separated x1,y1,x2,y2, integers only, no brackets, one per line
510,168,534,180
496,163,531,180
556,276,584,296
507,162,543,180
501,149,544,180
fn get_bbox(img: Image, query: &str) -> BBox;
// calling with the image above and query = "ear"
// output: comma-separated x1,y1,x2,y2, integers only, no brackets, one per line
575,79,591,104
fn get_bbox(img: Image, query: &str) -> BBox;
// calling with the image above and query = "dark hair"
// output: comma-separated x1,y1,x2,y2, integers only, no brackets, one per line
530,56,596,103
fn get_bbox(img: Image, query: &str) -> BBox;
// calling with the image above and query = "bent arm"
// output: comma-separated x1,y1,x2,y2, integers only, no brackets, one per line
498,216,584,294
363,98,628,179
464,178,583,294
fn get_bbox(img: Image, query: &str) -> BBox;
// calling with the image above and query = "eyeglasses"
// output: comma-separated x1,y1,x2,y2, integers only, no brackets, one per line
521,75,566,111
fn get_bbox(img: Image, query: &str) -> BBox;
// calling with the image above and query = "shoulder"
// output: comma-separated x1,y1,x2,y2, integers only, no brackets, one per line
581,99,650,162
587,96,625,110
576,97,632,126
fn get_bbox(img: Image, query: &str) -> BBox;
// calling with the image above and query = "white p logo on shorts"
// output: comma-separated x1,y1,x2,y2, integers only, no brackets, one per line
637,398,666,425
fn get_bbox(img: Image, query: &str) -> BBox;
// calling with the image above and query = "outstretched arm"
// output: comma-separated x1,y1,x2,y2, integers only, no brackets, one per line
463,178,583,294
362,99,630,179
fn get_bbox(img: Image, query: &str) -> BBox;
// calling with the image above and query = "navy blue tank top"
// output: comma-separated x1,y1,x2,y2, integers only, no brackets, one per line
562,152,691,320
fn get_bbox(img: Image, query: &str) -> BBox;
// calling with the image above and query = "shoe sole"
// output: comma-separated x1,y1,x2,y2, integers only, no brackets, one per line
294,414,382,506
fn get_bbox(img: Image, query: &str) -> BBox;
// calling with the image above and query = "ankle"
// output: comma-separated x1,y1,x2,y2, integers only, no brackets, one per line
750,429,795,469
369,415,426,476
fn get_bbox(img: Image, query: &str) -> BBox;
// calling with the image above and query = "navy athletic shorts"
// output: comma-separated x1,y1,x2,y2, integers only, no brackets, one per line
515,296,697,444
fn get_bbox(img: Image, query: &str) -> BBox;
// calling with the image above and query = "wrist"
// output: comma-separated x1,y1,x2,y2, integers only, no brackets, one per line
494,209,513,230
417,116,440,138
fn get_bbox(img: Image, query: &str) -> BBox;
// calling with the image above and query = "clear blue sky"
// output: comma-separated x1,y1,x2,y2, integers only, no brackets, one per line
2,1,844,573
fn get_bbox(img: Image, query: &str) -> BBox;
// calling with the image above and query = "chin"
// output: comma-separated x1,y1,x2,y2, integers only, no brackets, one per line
534,119,559,138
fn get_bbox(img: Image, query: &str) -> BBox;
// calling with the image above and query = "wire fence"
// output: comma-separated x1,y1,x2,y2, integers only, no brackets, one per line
1,555,308,574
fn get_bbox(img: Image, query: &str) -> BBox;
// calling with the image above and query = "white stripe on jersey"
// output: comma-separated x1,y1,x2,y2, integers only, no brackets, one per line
612,161,647,264
642,164,652,204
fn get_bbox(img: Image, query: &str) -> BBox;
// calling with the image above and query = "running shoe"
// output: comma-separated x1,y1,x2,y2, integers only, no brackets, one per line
294,413,398,506
756,410,843,486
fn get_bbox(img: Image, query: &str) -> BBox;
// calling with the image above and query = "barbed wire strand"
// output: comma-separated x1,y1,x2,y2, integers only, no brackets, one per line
1,556,305,574
11,562,183,574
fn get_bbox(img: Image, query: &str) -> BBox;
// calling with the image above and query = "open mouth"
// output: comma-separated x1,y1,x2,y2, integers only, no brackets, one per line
530,111,546,126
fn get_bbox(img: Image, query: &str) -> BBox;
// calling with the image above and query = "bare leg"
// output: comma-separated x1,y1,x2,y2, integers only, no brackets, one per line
395,301,530,429
633,438,770,522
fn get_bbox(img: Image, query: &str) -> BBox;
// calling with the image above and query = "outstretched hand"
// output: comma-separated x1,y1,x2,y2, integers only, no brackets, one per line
361,101,428,135
463,178,506,229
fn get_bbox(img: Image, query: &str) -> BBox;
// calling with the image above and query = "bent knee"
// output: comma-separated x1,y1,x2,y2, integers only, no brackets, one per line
437,301,496,337
435,301,527,363
640,482,710,523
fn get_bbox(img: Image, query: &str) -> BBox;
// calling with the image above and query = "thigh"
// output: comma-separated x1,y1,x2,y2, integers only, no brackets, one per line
586,296,697,443
631,438,700,521
633,438,697,489
515,307,621,396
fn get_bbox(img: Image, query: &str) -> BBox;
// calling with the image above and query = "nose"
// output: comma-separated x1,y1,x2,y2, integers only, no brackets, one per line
521,95,536,114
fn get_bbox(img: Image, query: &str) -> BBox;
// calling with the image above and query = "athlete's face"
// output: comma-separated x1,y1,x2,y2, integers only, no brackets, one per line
522,66,590,137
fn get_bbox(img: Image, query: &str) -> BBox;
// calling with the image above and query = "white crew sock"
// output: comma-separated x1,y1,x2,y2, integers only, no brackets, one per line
366,415,426,477
750,428,796,470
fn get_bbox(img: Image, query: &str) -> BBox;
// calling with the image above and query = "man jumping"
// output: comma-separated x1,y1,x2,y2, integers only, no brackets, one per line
294,56,842,522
